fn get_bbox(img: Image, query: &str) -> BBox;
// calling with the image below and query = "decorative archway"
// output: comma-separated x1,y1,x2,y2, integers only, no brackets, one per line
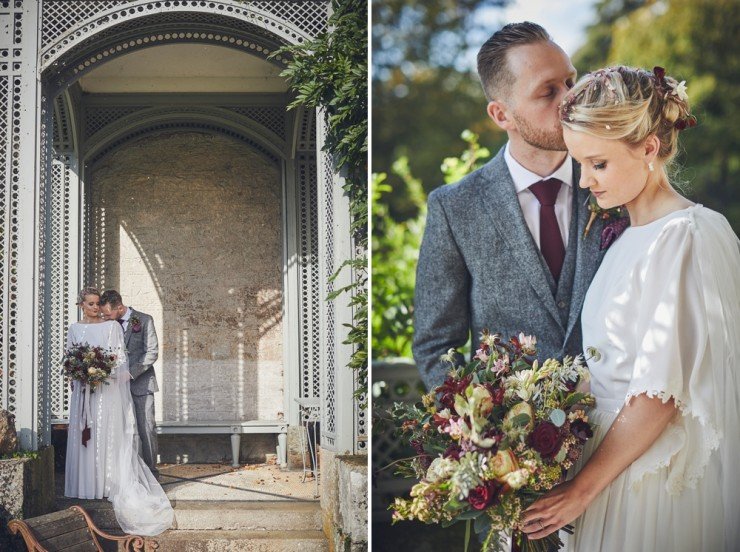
0,0,362,457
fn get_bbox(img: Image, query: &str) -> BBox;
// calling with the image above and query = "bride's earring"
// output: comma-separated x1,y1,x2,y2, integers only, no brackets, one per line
648,162,654,172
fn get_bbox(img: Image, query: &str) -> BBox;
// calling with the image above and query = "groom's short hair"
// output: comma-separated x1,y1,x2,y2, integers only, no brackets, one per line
100,289,123,307
477,22,552,102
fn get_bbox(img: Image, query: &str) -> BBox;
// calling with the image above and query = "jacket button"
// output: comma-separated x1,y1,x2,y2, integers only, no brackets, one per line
557,301,566,309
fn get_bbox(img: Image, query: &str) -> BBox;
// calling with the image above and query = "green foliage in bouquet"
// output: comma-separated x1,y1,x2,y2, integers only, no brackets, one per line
390,333,598,552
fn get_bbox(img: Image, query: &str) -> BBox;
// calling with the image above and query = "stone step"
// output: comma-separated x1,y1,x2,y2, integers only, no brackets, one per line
172,500,323,531
55,498,323,533
147,529,329,552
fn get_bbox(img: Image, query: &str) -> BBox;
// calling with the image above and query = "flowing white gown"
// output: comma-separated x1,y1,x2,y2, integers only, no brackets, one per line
570,205,740,552
64,320,174,536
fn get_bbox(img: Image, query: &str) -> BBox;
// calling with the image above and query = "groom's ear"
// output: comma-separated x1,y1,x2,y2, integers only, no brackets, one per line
487,100,516,132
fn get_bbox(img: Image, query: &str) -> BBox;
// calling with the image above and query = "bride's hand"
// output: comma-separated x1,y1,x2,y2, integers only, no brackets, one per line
520,479,590,540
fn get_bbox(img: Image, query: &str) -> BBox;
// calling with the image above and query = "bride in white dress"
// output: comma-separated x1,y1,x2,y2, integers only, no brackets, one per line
65,287,173,536
520,66,739,551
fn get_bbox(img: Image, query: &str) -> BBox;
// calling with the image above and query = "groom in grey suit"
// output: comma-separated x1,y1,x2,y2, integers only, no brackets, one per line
414,22,605,390
100,290,160,478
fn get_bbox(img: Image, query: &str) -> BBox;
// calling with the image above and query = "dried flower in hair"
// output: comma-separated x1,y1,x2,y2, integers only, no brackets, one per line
669,80,689,101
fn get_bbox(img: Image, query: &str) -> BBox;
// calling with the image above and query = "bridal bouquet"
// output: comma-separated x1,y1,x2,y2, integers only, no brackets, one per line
390,332,597,552
62,343,117,393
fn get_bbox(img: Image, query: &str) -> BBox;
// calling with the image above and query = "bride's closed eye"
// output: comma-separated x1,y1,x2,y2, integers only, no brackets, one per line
593,162,607,170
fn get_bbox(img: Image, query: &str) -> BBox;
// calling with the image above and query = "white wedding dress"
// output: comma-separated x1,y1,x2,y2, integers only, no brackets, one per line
65,320,174,536
570,205,740,551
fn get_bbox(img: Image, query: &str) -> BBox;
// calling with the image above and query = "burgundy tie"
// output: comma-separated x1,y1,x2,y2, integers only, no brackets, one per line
529,178,565,282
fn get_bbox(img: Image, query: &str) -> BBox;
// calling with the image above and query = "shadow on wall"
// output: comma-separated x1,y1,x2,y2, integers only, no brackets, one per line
89,131,284,423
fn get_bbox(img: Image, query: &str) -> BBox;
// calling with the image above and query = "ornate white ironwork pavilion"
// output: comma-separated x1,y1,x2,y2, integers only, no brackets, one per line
0,0,365,461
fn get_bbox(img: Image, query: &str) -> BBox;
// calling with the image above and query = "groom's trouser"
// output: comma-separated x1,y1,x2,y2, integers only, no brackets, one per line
132,392,159,476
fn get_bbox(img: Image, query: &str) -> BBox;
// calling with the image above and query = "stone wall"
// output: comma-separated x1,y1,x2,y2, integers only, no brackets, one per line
90,132,284,423
321,450,368,552
0,446,55,550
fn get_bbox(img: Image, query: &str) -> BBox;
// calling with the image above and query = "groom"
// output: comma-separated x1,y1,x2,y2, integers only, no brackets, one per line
100,290,161,478
413,22,604,389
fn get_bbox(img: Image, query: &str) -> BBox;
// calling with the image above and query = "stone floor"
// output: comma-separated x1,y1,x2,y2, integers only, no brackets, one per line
56,461,320,503
51,462,327,552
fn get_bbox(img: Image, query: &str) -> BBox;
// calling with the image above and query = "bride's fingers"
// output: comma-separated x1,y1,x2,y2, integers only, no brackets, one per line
525,521,559,540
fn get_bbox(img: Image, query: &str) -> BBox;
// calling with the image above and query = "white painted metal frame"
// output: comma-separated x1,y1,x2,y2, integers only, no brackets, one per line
0,0,364,456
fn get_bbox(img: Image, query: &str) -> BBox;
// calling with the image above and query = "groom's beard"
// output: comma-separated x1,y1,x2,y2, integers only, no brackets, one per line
511,111,567,151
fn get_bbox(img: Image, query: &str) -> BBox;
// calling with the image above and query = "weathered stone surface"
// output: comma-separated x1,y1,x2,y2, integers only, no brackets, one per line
0,446,55,551
158,433,276,464
320,451,368,552
287,425,311,471
90,132,285,428
0,409,18,457
337,456,367,545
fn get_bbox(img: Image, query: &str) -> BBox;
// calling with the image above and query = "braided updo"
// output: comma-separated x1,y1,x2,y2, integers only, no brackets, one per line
560,66,695,171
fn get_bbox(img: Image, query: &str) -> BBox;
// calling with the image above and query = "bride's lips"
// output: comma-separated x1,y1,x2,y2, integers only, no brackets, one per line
592,191,606,198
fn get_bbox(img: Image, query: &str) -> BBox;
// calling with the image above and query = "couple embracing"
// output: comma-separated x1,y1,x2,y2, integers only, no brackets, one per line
64,287,173,536
413,22,739,552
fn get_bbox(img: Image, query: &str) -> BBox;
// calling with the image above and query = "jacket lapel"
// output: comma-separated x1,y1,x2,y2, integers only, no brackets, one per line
565,184,605,340
479,152,564,330
124,307,135,347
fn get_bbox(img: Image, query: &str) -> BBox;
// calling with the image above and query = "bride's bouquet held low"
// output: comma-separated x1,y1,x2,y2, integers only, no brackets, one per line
62,343,117,393
390,332,598,552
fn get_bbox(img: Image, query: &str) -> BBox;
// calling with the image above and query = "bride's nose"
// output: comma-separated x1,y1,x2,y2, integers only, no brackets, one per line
579,171,594,189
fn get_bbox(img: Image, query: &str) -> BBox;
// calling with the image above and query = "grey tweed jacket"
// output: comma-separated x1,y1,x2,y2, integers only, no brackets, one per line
124,308,159,396
413,147,605,390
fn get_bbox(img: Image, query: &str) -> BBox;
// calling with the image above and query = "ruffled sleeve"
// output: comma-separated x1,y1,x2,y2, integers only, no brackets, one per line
624,209,739,496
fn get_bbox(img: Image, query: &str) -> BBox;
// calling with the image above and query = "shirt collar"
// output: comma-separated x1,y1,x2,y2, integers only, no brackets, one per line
120,307,131,322
504,142,573,194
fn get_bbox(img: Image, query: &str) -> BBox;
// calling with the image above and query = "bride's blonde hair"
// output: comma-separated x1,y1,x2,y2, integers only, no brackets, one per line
76,286,100,305
560,66,694,174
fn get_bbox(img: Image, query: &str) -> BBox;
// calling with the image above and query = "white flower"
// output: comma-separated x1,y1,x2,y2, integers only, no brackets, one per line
501,468,529,490
426,457,457,483
518,333,537,352
670,80,689,101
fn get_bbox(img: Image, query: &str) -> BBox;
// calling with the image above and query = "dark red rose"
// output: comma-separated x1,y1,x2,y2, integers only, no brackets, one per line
436,374,473,411
467,480,503,510
570,419,593,441
439,392,456,410
565,378,578,392
528,421,563,460
443,444,462,460
432,412,451,429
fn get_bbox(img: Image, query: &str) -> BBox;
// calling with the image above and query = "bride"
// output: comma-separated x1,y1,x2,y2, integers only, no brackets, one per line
521,66,739,551
65,286,173,536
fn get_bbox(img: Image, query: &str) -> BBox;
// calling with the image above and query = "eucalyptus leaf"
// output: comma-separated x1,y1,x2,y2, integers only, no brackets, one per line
549,408,566,427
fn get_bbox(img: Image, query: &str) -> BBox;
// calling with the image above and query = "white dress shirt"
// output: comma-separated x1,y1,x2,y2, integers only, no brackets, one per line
119,306,131,332
504,142,574,249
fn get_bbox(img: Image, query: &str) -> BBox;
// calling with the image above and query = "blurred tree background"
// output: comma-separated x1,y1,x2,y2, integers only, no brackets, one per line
372,0,740,359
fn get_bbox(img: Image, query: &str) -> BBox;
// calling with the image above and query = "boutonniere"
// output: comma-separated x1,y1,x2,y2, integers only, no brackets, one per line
129,315,142,333
583,196,630,250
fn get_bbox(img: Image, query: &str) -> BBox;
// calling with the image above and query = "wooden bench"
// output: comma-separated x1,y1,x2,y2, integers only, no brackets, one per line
156,420,288,468
8,505,156,551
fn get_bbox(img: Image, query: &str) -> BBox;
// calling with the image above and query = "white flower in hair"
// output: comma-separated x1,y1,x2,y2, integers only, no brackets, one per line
669,80,689,101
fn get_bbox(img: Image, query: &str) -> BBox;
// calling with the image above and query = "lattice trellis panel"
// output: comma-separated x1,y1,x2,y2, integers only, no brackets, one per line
41,1,327,52
85,105,149,138
225,106,286,138
297,151,320,417
320,118,337,448
83,104,287,144
0,75,8,414
3,73,23,419
37,93,51,446
47,151,76,423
